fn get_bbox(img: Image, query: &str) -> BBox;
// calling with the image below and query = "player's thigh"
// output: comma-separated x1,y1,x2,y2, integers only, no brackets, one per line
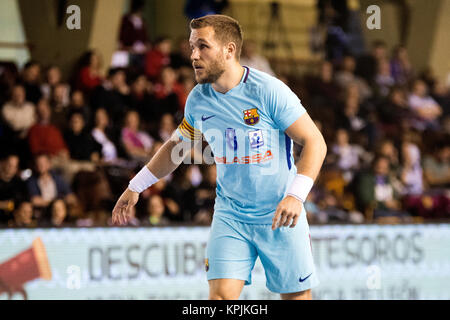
206,215,258,286
280,289,312,300
208,278,246,300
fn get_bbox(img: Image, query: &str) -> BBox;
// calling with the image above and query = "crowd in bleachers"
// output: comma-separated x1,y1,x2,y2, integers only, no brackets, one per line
0,3,449,228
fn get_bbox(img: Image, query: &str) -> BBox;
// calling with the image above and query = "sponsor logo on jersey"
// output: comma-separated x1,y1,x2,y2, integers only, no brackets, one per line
215,150,273,164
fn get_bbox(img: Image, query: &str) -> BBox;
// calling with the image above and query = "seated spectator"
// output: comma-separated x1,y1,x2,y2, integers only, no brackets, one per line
153,66,185,117
304,60,340,110
143,175,181,222
145,36,172,81
0,154,28,225
423,140,450,189
390,46,414,85
1,83,36,139
8,201,36,228
239,39,275,76
39,198,70,227
353,155,410,220
75,50,103,95
26,153,77,211
91,108,118,163
192,165,216,225
121,110,154,162
118,0,150,71
399,142,424,196
127,73,157,128
143,194,170,226
64,111,102,162
374,58,395,98
377,86,412,137
20,60,42,104
158,113,177,142
335,94,367,133
91,67,130,126
170,38,193,71
28,98,69,158
49,82,71,116
41,65,70,105
408,79,443,131
430,79,450,118
335,55,372,101
328,128,372,183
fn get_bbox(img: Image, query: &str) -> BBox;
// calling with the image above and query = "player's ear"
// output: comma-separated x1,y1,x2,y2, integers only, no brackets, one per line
225,42,236,60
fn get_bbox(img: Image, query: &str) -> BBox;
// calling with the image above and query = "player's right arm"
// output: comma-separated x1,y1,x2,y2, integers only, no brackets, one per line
112,118,201,225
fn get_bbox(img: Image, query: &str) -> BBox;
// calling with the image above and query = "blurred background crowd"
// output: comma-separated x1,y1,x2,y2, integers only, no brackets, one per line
0,0,449,229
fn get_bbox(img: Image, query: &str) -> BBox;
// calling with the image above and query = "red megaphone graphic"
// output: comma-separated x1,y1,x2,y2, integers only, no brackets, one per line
0,237,52,300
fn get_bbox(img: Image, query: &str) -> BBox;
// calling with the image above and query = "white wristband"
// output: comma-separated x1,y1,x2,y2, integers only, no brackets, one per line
286,174,314,203
128,166,159,193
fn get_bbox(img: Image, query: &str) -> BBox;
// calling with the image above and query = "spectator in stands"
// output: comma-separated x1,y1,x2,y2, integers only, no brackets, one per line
121,110,154,162
390,45,414,85
64,111,101,162
192,165,217,225
91,108,118,163
39,198,69,227
144,176,181,222
430,80,450,117
41,65,70,105
355,39,387,85
423,140,450,189
335,94,367,134
0,154,28,226
145,36,172,81
144,194,170,226
170,38,193,71
239,39,275,76
335,55,372,101
354,155,410,220
304,60,340,110
1,83,36,139
153,66,185,118
28,98,69,158
127,73,157,129
374,58,395,98
118,0,150,70
8,201,36,228
91,67,130,126
329,128,372,183
377,86,412,137
408,79,443,131
20,61,42,104
75,50,103,95
26,153,77,211
399,142,423,196
158,113,177,142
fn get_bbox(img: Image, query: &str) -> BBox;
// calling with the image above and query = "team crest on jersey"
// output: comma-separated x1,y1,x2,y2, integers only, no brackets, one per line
243,108,260,125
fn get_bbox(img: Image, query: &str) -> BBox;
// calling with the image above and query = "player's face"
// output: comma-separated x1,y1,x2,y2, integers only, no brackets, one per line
189,26,226,84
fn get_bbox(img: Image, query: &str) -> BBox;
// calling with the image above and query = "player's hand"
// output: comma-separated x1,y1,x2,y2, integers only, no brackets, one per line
272,196,303,230
112,188,139,226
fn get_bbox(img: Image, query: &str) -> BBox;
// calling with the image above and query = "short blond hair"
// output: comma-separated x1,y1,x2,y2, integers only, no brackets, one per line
190,14,243,60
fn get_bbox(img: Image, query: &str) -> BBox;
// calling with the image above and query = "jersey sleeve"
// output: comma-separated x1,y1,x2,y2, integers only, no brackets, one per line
175,89,202,141
264,78,307,132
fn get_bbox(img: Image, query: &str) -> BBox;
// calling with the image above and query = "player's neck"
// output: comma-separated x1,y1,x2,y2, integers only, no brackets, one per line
211,63,244,94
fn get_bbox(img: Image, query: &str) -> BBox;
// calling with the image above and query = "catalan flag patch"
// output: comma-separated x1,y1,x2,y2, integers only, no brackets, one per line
178,118,202,140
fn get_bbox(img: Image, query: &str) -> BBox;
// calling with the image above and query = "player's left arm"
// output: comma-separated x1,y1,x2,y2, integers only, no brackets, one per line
272,112,327,230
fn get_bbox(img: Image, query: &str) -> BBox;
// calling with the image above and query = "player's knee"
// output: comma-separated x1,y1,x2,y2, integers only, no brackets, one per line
209,290,239,300
281,289,312,300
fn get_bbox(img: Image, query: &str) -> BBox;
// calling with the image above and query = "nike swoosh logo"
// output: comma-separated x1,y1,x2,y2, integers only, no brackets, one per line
201,115,215,121
299,273,312,283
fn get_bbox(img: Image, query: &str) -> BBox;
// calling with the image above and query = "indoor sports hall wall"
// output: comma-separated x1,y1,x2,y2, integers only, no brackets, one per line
1,224,449,300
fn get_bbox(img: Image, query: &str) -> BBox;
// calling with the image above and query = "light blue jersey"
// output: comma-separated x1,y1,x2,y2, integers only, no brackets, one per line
176,66,306,224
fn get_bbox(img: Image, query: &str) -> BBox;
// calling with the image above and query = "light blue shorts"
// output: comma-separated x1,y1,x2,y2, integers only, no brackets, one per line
205,209,319,294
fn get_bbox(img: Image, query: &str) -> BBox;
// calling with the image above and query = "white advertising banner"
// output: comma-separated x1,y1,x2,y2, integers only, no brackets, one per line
0,224,449,300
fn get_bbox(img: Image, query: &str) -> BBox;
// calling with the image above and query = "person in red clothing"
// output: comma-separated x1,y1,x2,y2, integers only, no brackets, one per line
153,66,186,117
28,98,69,159
145,37,172,81
75,50,103,95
